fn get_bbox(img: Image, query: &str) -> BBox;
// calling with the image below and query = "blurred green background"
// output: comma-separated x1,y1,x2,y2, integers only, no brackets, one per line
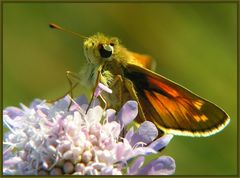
3,2,237,175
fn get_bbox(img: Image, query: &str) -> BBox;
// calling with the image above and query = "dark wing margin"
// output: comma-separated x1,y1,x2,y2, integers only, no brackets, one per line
124,64,230,137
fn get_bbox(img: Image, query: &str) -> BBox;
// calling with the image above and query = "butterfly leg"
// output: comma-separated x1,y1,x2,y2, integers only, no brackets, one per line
109,75,124,108
86,92,95,113
47,71,79,105
99,95,108,111
87,90,108,112
66,71,82,109
86,70,102,113
87,74,124,113
124,78,146,122
125,78,164,137
66,71,80,98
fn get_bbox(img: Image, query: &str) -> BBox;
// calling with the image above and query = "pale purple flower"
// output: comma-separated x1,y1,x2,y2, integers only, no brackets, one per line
3,84,175,175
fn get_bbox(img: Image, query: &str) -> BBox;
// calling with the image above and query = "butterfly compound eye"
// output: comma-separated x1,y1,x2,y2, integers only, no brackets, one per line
99,44,113,58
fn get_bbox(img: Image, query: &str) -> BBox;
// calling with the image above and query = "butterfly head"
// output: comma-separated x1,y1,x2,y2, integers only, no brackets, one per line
83,33,120,65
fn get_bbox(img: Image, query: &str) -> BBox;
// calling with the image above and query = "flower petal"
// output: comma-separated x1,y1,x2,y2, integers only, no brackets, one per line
51,96,70,113
106,109,116,122
139,121,158,143
132,147,157,157
114,140,133,161
86,106,103,123
148,134,173,151
3,107,24,119
129,121,158,146
3,156,22,166
137,156,176,175
125,127,134,142
29,99,44,109
94,83,112,97
117,101,138,127
128,156,145,175
75,95,88,106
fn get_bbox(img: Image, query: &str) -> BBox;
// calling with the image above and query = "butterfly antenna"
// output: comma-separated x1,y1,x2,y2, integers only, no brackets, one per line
49,23,88,40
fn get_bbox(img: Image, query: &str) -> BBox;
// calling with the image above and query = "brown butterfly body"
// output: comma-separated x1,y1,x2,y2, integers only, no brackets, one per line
82,33,230,137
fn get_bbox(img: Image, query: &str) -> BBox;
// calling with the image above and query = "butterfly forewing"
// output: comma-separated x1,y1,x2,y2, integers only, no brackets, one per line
124,64,230,137
128,51,153,69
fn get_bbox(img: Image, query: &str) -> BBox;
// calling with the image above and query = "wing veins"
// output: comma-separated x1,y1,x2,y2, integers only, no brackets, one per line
148,90,184,129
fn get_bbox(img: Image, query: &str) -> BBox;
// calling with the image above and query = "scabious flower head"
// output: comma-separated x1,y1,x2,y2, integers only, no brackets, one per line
3,85,175,175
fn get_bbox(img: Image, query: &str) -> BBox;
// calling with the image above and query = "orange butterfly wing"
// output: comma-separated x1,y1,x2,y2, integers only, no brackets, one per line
124,64,230,137
128,51,153,69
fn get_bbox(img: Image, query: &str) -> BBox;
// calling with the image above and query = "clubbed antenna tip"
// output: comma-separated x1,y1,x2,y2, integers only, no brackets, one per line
48,23,87,39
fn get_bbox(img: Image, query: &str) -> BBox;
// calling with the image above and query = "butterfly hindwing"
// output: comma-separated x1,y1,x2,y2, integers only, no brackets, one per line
124,64,230,137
